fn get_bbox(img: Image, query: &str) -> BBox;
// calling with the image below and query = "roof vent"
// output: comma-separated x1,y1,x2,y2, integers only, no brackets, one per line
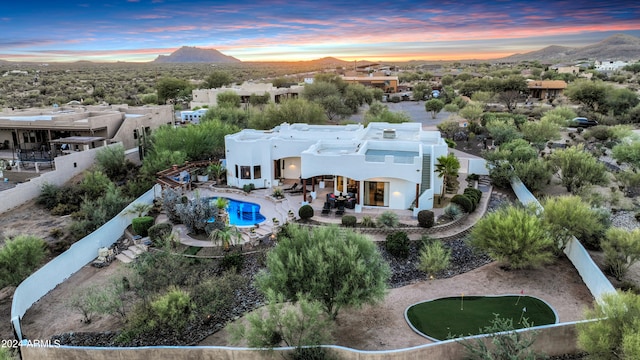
383,128,396,139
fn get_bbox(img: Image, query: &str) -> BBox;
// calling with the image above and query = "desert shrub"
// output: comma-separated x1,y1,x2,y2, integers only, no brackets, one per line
360,216,375,228
467,173,480,181
95,144,128,181
191,271,247,318
376,211,399,228
458,315,541,360
417,240,451,277
37,183,62,210
417,210,435,228
298,204,314,220
341,215,357,227
271,187,284,198
0,235,47,287
602,228,640,281
161,187,183,223
175,195,217,234
584,125,612,141
243,183,255,193
385,231,411,259
443,203,464,220
50,203,77,216
148,223,173,246
220,252,244,272
450,194,474,213
68,285,107,323
131,216,154,237
80,170,113,201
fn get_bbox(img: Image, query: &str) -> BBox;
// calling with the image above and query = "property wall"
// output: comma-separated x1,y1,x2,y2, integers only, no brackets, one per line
11,185,159,341
510,177,616,302
0,143,123,215
20,321,582,360
467,158,489,175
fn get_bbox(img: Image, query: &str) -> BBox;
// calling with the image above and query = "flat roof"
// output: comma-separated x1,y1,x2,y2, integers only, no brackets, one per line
50,136,105,144
0,115,53,121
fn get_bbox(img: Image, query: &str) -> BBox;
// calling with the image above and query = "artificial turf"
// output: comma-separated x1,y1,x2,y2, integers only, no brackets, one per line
406,295,557,340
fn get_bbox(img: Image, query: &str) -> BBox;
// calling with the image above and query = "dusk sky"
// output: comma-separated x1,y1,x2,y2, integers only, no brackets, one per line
1,0,640,63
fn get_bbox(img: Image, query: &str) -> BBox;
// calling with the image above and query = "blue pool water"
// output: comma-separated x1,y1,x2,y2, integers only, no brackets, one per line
208,197,266,226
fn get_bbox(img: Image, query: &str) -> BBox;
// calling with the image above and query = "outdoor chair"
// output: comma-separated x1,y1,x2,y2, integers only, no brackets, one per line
335,206,345,216
284,183,298,192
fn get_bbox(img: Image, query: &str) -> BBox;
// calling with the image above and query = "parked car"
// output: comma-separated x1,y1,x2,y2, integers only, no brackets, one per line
569,117,598,127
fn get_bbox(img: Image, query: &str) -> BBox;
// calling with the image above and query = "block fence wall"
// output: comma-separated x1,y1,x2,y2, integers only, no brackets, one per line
13,177,615,359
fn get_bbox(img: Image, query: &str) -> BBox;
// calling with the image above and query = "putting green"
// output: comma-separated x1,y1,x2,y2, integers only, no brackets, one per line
405,295,557,341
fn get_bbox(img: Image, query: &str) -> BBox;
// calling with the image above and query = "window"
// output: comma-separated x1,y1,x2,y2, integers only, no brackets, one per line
241,166,251,179
253,165,261,179
364,181,389,207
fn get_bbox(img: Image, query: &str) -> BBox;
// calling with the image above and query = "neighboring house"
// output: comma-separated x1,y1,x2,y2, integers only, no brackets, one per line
342,75,399,93
0,104,173,158
595,60,631,72
180,108,208,124
526,80,567,100
225,122,485,213
555,65,580,75
190,82,304,109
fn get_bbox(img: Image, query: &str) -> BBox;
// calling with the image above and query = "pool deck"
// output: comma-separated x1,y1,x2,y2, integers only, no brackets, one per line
172,176,499,248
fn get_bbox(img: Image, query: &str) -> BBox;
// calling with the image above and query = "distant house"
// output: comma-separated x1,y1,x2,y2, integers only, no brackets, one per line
595,60,631,72
0,104,173,158
342,75,399,93
180,108,208,124
526,80,567,100
190,82,303,109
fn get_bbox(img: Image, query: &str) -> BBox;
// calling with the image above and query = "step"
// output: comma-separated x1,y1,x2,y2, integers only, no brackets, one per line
121,249,137,259
128,245,144,255
115,253,133,264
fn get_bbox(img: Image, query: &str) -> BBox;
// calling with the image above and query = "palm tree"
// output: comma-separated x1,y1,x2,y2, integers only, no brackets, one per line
207,163,226,185
210,225,242,250
123,203,153,218
214,197,229,225
435,153,461,204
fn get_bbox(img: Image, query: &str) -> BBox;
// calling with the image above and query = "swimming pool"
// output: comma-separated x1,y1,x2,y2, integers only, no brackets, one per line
208,197,266,226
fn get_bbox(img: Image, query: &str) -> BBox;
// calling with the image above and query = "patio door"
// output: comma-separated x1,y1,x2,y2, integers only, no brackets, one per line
364,181,389,207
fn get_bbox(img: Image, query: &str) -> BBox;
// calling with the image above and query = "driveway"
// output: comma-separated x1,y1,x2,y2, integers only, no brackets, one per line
350,100,453,129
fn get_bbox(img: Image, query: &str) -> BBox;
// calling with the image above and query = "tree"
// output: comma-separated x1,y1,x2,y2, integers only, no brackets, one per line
435,153,461,203
602,228,640,281
364,101,411,125
547,144,609,193
514,159,552,194
256,224,390,319
230,290,334,352
540,195,607,254
204,70,232,89
254,98,325,129
486,119,522,146
612,140,640,170
425,98,444,119
604,87,640,116
459,102,484,123
492,75,528,112
95,144,128,181
468,204,554,269
520,119,561,145
216,91,241,108
156,77,190,104
0,234,47,287
210,225,242,250
578,291,640,360
412,82,431,101
565,79,609,112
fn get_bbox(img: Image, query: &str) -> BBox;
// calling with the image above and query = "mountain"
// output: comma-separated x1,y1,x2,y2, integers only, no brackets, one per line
497,34,640,63
152,46,241,63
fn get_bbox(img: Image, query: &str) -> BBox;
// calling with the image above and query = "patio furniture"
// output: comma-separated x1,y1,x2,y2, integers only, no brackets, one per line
321,202,332,216
335,205,345,216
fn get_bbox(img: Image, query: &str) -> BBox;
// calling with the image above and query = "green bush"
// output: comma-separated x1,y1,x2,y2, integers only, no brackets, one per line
376,211,399,228
385,231,410,259
341,215,357,227
132,216,154,237
450,194,474,213
0,235,47,287
298,204,314,220
444,203,464,220
361,216,375,228
417,210,435,228
417,241,451,277
243,183,255,193
463,188,482,206
191,272,247,317
148,222,173,246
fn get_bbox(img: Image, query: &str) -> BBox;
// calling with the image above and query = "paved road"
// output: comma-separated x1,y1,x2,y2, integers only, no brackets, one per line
350,100,453,129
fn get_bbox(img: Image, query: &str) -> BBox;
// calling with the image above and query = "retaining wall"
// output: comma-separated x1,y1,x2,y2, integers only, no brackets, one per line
11,185,160,341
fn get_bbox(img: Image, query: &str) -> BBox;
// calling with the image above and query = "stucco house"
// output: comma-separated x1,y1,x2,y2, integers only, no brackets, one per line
225,122,487,213
190,82,303,109
526,80,567,100
0,104,173,160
